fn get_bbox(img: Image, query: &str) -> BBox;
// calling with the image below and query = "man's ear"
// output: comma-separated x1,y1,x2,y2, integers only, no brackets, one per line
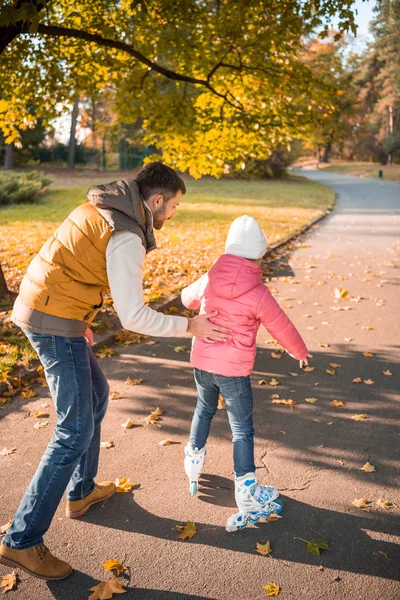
153,194,164,209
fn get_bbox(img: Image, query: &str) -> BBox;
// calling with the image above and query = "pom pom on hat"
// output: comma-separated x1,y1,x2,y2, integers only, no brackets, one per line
225,215,267,260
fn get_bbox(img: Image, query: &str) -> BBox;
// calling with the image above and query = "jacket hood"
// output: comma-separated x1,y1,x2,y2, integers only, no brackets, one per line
208,254,262,300
87,178,156,253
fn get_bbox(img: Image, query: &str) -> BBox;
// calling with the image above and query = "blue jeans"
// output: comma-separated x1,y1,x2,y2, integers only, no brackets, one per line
2,330,109,550
189,368,255,477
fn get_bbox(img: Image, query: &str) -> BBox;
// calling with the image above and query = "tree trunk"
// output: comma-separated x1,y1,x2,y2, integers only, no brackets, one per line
4,143,14,169
321,142,331,163
0,263,9,297
68,98,79,169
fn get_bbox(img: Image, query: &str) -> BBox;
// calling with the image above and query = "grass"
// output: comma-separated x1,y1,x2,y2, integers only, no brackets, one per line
0,174,334,375
319,161,400,183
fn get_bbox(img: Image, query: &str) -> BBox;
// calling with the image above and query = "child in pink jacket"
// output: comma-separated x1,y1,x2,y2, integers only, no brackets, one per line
181,215,309,532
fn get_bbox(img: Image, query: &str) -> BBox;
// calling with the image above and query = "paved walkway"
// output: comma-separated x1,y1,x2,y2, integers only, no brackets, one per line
0,171,399,599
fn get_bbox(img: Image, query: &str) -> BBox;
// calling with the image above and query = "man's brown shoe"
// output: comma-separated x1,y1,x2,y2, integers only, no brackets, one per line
66,481,116,519
0,543,72,580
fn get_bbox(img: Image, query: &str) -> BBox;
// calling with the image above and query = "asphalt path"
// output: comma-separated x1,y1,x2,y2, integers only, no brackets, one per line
0,171,399,599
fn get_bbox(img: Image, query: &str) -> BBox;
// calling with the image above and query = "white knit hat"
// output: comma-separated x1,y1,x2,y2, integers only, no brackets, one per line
225,215,267,260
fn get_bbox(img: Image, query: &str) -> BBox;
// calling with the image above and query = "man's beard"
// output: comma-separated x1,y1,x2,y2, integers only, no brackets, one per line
152,205,168,230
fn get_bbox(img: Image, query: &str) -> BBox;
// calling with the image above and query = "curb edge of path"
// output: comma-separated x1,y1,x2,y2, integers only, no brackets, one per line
0,204,334,397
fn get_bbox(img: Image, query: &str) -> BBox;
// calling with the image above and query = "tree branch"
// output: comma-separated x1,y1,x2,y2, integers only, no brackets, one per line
0,0,50,54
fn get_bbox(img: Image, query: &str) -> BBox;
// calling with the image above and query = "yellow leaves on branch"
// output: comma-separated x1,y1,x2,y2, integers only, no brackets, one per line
0,572,18,593
176,521,197,540
88,579,126,600
256,541,272,556
114,478,135,493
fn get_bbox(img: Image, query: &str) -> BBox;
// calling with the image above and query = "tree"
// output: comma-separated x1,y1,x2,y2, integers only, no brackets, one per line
0,0,359,177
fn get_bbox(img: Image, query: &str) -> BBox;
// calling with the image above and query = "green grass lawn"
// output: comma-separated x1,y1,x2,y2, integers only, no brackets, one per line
0,174,334,376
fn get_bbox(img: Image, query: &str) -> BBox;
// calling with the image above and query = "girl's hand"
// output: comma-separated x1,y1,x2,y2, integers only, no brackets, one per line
84,327,94,346
299,353,313,369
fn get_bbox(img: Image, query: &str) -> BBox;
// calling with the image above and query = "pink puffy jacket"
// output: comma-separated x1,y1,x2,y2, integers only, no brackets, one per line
181,254,308,377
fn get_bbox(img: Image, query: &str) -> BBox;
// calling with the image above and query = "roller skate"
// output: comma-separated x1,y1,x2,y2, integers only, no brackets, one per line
226,472,283,532
184,444,206,496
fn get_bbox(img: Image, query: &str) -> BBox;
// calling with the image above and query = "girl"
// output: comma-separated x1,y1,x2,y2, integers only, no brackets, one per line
181,215,309,532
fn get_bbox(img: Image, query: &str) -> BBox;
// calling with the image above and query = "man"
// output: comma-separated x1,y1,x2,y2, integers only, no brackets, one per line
0,162,228,580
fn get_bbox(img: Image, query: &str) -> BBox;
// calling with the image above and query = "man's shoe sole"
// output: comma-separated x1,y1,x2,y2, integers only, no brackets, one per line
0,555,72,581
66,488,116,519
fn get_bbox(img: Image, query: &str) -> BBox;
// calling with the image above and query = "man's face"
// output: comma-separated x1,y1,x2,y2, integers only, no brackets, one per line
151,191,182,230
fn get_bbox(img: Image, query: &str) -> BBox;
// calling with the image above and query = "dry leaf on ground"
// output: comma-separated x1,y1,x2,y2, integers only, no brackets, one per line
271,352,283,360
363,379,374,385
264,513,282,522
351,414,368,421
102,558,128,576
268,379,280,387
325,369,336,376
218,395,226,410
305,397,318,403
100,441,114,449
0,572,18,593
302,366,315,372
382,370,393,376
125,378,143,386
376,498,396,510
159,439,179,446
0,521,12,535
258,380,267,385
20,389,37,399
176,521,197,540
360,462,375,472
330,363,341,368
264,583,280,596
114,477,135,493
272,399,296,407
145,407,164,425
363,352,374,358
334,287,349,299
109,391,120,400
174,345,190,353
331,400,345,407
352,498,372,511
34,420,49,429
256,541,272,556
0,447,16,456
122,419,134,429
377,551,390,559
353,376,363,383
30,411,48,418
88,578,126,600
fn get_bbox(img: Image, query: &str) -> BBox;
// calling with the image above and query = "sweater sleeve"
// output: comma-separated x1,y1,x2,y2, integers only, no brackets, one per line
257,287,308,360
181,274,209,310
106,231,188,337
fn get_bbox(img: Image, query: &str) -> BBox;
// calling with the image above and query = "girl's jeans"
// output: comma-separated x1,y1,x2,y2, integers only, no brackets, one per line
2,330,109,550
189,368,255,477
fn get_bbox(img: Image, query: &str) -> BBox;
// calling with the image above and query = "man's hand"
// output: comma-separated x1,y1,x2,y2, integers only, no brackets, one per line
84,327,94,346
187,311,230,342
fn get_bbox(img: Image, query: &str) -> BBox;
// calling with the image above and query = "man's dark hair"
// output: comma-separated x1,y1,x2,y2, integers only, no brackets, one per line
135,161,186,201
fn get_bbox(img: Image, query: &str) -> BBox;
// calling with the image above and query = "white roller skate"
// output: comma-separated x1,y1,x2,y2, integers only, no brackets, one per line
184,444,206,496
226,472,283,532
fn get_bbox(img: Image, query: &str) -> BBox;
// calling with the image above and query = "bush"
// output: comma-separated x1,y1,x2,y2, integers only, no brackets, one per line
227,142,303,180
0,171,53,206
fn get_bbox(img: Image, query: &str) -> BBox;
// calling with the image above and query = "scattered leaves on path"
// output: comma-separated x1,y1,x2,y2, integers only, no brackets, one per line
88,578,126,600
95,347,117,359
176,521,197,540
256,541,272,556
352,498,372,511
330,363,341,368
122,419,134,429
360,462,375,472
264,583,280,596
102,558,128,576
0,447,16,456
0,572,18,593
20,389,37,399
125,378,143,386
114,478,135,493
145,407,164,425
331,400,345,407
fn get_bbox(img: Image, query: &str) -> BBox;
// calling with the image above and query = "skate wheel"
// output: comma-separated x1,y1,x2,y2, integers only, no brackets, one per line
190,482,198,496
274,499,284,514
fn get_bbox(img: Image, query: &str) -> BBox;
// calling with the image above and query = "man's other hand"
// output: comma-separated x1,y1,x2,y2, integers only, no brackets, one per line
187,311,230,342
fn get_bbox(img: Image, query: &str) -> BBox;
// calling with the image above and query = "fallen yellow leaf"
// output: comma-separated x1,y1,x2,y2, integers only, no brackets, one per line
100,440,114,449
264,583,280,596
270,394,280,399
271,352,283,360
289,372,298,377
0,447,16,456
256,541,272,556
218,395,226,410
362,352,374,358
264,513,283,522
174,345,190,353
0,520,12,534
33,420,49,429
30,411,47,418
352,498,372,511
334,287,349,299
0,572,18,593
268,379,280,386
305,398,318,403
325,369,336,376
376,498,396,510
360,462,375,472
88,578,126,600
330,363,341,368
122,419,134,429
20,389,37,399
109,391,120,400
353,376,363,383
319,342,329,348
351,414,368,421
330,400,345,407
114,477,135,493
302,366,316,372
102,558,127,576
363,379,374,385
125,377,143,386
382,369,392,376
258,380,267,385
377,550,390,559
272,399,296,407
176,520,197,540
159,439,177,446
